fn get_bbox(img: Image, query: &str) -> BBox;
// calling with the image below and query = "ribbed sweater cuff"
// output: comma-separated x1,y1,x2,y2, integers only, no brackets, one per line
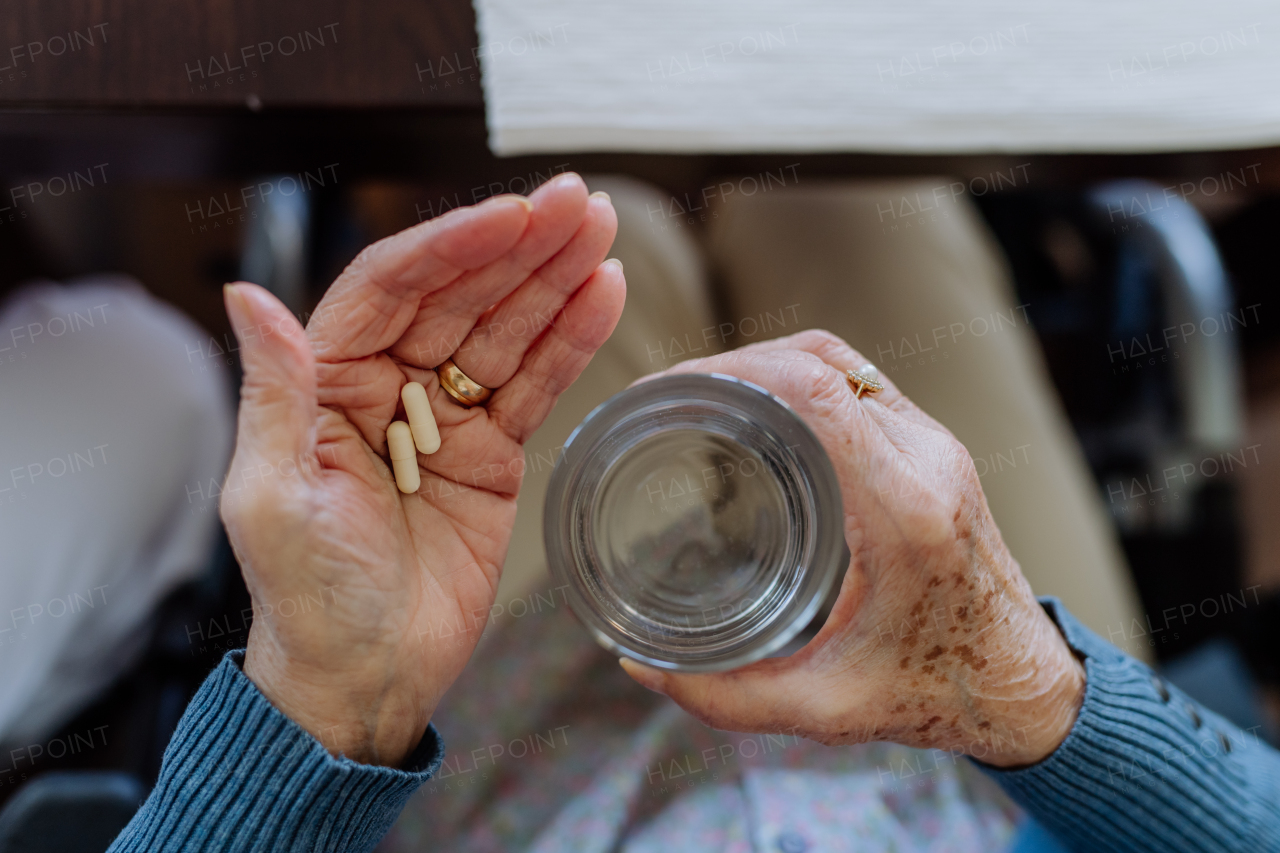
108,650,443,853
984,597,1280,853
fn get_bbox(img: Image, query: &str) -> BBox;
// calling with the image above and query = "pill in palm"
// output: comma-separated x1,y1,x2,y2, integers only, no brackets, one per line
400,381,440,454
387,420,421,494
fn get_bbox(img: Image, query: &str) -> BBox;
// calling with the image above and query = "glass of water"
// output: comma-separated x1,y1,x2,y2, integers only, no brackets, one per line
544,373,846,672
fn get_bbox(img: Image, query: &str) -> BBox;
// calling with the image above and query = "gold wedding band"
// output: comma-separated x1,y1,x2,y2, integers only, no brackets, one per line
846,363,884,399
436,358,493,408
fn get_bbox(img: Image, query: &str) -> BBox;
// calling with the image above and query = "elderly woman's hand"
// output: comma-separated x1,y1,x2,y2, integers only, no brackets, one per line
620,331,1085,768
219,174,623,767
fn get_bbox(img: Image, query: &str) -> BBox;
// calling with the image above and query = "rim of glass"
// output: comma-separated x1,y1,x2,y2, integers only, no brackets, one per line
544,373,845,672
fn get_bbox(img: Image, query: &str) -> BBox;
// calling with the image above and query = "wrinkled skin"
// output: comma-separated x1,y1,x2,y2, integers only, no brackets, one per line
220,174,625,766
620,332,1086,767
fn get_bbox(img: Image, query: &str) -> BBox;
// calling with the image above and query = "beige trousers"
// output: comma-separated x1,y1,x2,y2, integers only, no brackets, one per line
499,176,1145,657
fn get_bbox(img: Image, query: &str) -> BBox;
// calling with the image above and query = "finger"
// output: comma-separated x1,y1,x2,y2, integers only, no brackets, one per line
389,172,591,368
730,329,952,436
223,282,317,476
657,348,922,512
486,259,626,444
308,180,583,451
307,193,533,362
619,657,819,737
447,191,618,387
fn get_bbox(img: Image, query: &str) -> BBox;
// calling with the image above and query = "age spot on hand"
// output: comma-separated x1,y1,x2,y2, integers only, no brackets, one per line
953,643,988,671
916,715,942,733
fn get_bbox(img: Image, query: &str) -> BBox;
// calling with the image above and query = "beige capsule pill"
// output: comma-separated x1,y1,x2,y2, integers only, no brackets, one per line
386,421,421,494
400,381,440,454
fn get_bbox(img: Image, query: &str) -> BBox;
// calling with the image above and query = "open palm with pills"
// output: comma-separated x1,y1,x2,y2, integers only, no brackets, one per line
220,173,624,767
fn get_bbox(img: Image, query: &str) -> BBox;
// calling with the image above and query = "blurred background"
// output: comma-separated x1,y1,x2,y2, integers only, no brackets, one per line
1,2,1279,850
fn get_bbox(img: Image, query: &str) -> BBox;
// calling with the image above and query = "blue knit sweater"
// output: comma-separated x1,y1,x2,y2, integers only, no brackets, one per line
107,600,1280,852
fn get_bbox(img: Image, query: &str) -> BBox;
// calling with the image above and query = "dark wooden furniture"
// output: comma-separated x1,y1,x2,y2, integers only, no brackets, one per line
1,0,1275,188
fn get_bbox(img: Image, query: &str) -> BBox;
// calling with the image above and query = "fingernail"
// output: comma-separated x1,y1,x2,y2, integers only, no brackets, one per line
589,190,611,202
223,283,251,326
489,194,533,212
604,258,624,273
619,657,664,693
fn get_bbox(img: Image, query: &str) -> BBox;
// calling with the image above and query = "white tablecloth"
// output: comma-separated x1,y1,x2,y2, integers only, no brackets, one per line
472,0,1280,155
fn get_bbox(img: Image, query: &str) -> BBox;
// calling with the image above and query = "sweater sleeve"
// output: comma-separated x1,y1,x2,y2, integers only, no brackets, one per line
107,650,443,853
986,597,1280,853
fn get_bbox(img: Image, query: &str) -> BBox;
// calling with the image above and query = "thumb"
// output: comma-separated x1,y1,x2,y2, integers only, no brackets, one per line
619,656,815,737
224,282,316,470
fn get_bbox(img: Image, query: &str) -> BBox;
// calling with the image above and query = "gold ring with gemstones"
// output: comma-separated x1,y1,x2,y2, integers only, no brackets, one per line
846,363,884,399
436,358,493,408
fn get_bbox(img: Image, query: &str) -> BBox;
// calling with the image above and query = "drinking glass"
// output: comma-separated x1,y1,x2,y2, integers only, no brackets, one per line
544,373,846,671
